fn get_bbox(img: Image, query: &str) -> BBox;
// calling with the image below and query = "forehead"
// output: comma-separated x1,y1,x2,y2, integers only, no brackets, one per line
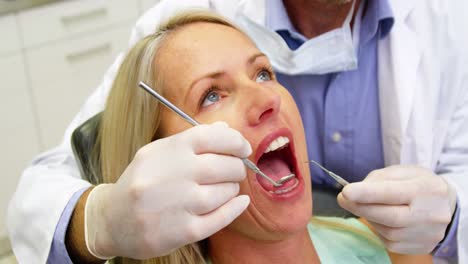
163,22,256,59
155,22,259,85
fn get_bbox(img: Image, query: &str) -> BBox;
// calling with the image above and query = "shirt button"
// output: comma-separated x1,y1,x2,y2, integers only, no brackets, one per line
442,247,449,254
331,132,342,143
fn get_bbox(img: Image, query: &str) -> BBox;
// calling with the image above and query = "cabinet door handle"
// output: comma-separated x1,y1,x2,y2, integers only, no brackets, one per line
66,43,111,62
60,7,108,26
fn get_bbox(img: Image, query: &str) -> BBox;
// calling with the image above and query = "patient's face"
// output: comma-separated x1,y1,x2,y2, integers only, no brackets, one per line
157,22,312,240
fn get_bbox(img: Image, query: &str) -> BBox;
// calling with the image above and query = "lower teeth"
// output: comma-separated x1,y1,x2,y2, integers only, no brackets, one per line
269,178,299,194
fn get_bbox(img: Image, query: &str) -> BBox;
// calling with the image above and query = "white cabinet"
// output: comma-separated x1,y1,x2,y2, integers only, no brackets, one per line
17,0,138,149
0,14,21,56
26,25,132,148
0,54,41,237
18,0,138,48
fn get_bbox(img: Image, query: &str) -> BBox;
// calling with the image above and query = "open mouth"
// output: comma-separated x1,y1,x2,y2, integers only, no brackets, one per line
255,132,300,195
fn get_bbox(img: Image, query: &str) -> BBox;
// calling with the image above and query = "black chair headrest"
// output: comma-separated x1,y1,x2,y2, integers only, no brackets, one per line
71,113,102,185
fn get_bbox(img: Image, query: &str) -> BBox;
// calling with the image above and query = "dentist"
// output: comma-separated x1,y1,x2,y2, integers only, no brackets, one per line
7,0,468,263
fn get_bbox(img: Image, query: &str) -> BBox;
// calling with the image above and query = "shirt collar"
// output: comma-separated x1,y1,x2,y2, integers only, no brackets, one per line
361,0,394,42
265,0,296,33
265,0,394,42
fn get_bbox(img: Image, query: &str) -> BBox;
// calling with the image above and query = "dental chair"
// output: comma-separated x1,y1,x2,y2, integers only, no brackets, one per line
71,114,353,217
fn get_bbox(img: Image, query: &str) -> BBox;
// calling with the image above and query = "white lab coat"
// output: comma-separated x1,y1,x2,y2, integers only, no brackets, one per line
7,0,468,263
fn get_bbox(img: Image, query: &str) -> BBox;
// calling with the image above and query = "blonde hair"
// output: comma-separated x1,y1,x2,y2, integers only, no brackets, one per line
94,10,237,264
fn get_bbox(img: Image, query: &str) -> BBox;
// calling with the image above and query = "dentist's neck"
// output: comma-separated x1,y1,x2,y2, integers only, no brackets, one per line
282,0,363,39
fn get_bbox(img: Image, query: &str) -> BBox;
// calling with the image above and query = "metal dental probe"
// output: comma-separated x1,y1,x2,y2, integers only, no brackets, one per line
308,160,349,187
139,81,295,188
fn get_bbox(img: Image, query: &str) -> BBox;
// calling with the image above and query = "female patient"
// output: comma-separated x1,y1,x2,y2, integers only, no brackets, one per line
94,10,431,264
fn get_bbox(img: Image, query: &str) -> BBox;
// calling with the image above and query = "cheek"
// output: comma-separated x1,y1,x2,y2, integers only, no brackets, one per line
196,105,244,129
157,108,192,138
282,92,304,128
281,92,307,148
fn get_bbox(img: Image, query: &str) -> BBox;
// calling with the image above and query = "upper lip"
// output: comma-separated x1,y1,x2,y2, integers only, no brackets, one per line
254,128,294,164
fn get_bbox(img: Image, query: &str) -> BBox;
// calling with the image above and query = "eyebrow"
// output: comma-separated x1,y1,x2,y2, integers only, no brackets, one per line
247,52,267,65
186,52,267,103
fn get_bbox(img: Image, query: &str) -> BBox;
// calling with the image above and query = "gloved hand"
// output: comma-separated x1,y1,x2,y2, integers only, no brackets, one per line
337,165,457,254
84,122,251,259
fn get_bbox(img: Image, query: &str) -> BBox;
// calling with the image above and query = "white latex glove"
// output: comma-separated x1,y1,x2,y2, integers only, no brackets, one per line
84,122,251,259
337,165,457,254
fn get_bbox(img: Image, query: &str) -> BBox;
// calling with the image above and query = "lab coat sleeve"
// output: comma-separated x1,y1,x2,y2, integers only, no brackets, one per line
5,1,209,262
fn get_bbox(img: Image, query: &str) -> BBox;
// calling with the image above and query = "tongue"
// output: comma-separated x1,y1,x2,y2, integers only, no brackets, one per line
257,155,292,191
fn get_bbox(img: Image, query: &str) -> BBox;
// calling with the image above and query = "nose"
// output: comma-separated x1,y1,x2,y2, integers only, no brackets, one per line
245,84,281,126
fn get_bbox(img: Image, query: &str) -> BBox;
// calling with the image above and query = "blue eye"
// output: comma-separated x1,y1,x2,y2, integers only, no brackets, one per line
201,90,220,107
256,70,272,82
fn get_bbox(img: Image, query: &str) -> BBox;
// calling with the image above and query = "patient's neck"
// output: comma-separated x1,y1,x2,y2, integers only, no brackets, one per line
208,228,319,264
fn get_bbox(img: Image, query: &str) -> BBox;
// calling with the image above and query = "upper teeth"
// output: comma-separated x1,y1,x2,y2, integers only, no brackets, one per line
264,136,289,153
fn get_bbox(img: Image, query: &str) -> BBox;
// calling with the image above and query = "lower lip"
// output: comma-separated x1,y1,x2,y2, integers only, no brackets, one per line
256,176,304,201
268,178,300,194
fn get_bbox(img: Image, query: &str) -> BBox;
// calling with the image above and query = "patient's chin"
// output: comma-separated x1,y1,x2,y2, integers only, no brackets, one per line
227,197,312,242
207,136,313,246
270,205,312,236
